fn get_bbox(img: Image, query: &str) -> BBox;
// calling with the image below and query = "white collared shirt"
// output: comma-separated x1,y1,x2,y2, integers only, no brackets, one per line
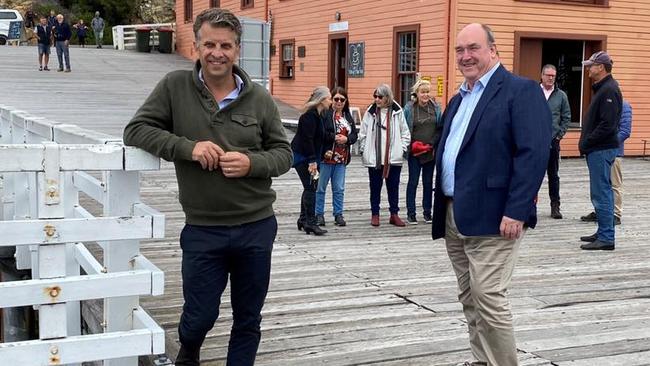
540,84,554,101
198,69,244,109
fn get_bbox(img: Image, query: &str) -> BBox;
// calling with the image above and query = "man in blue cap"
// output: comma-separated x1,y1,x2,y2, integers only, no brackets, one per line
578,51,622,250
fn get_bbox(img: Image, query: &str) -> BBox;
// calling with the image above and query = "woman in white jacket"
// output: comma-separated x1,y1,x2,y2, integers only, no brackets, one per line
359,84,411,227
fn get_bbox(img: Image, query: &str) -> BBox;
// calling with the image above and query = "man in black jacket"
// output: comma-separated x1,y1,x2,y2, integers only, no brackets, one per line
54,14,72,72
578,51,622,250
35,16,51,71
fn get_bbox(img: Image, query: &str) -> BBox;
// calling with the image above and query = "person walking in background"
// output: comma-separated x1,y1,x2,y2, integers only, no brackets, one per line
578,51,622,251
91,11,105,48
123,8,292,365
24,8,36,29
315,87,358,227
359,84,411,227
540,64,571,219
432,23,551,366
403,79,442,225
74,19,88,48
291,86,331,235
47,10,57,30
35,16,52,71
581,100,631,226
54,14,72,72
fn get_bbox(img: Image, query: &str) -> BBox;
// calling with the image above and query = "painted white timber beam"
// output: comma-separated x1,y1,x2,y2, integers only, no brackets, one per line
0,329,155,365
132,255,165,296
0,144,159,172
133,306,165,354
0,216,154,246
0,270,153,308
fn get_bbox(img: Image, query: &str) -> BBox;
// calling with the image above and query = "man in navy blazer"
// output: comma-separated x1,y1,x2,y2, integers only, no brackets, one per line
432,23,551,366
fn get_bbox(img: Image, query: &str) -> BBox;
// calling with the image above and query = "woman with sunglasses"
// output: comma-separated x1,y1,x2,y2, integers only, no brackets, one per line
358,84,411,227
291,86,331,235
403,79,443,225
315,87,359,227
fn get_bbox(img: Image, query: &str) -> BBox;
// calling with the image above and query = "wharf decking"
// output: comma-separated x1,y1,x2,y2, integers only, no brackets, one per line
2,46,650,366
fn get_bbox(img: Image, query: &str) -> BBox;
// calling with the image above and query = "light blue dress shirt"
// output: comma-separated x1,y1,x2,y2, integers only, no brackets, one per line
198,69,244,109
441,62,501,197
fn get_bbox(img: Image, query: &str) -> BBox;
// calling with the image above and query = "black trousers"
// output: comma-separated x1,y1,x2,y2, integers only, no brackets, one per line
178,216,277,366
547,138,560,203
295,162,318,224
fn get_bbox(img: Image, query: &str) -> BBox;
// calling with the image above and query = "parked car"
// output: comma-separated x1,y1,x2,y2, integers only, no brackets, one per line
0,9,23,45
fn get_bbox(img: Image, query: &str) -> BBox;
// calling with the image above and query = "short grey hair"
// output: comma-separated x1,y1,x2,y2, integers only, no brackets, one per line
542,64,557,74
303,86,330,112
193,8,242,45
374,84,394,106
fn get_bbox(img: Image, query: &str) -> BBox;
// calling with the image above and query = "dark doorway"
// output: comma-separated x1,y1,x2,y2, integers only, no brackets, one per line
541,39,584,126
329,34,348,90
515,32,605,126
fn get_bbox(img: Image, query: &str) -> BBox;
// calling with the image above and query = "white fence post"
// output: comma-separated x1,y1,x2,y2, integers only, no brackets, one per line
103,170,141,366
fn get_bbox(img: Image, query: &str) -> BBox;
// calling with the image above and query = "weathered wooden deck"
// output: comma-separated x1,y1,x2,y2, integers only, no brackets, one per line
2,46,650,366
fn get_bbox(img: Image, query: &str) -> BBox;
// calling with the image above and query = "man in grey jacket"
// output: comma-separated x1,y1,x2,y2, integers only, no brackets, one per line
540,64,571,219
91,11,104,48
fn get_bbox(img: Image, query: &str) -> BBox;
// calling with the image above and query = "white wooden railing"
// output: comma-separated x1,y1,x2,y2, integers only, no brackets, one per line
112,23,175,51
0,105,165,366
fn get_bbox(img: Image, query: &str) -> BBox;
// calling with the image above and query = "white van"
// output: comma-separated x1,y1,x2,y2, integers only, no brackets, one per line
0,9,23,45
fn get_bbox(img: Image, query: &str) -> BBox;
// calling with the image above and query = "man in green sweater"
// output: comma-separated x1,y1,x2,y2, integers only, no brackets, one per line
540,64,571,219
123,8,292,366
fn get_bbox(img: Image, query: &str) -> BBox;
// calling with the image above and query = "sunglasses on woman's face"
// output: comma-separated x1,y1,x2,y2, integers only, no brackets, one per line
333,97,346,103
373,94,384,99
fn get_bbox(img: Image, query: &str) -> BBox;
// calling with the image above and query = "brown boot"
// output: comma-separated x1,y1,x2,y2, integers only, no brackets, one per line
389,214,406,227
550,201,563,219
371,214,380,226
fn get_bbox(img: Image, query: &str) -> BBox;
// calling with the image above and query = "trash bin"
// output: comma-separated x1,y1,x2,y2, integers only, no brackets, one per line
135,27,151,52
158,28,174,54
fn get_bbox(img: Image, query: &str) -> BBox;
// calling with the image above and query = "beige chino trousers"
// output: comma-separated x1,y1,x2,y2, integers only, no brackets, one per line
445,202,524,366
611,157,623,218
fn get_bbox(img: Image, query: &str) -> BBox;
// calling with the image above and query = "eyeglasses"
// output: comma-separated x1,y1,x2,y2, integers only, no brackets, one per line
373,94,384,99
333,97,346,103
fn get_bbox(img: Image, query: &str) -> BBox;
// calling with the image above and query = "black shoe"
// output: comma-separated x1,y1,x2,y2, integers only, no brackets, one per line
316,214,326,226
581,211,597,222
580,233,598,242
175,344,200,366
580,239,615,251
304,223,327,235
550,201,563,219
614,216,621,225
334,214,346,226
297,219,305,231
423,213,433,224
407,214,417,225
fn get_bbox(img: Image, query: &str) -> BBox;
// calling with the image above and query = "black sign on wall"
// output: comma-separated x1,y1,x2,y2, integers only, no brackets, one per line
348,42,364,77
8,21,23,40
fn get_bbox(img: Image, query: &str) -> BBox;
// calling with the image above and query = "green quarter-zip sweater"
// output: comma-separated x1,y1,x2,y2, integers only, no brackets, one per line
123,62,292,226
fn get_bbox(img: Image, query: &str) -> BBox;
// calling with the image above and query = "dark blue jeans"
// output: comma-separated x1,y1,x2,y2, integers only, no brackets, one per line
368,165,402,215
406,154,435,216
586,148,617,243
547,138,561,203
178,216,277,366
316,162,346,216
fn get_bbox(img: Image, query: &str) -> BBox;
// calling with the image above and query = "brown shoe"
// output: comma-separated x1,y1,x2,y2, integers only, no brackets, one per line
371,215,380,227
389,214,406,227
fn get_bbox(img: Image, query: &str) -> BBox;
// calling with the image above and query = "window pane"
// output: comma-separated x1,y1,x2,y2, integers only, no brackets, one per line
283,44,293,61
398,32,417,72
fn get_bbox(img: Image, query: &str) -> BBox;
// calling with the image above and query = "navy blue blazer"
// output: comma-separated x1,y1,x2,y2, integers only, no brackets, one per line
432,65,552,239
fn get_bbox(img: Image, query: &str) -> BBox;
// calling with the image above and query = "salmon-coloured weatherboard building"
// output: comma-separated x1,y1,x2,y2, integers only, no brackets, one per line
175,0,649,157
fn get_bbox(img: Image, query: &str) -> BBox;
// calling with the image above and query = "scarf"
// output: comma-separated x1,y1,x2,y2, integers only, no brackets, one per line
374,106,392,178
